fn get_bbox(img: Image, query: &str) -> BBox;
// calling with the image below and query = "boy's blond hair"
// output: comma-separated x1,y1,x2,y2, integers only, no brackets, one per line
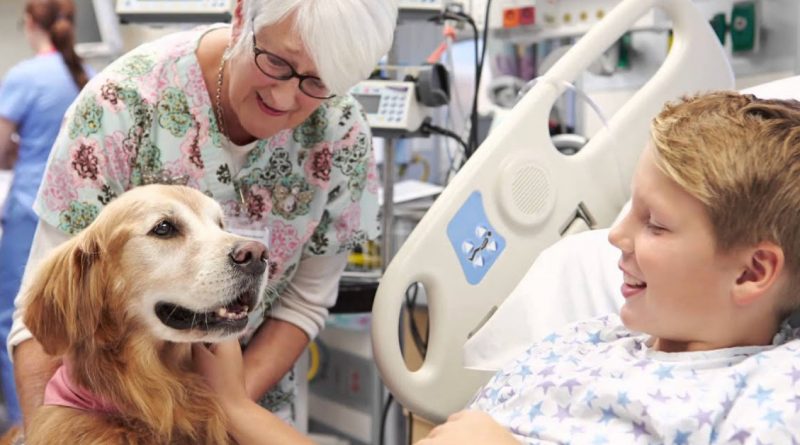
651,91,800,312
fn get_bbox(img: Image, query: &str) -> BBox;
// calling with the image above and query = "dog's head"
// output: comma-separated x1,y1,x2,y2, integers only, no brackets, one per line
23,184,268,355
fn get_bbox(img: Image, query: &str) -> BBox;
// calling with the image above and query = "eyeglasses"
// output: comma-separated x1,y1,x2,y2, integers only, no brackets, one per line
252,34,334,100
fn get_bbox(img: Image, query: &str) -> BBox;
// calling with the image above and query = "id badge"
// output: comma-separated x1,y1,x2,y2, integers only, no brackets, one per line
226,214,271,248
224,182,270,247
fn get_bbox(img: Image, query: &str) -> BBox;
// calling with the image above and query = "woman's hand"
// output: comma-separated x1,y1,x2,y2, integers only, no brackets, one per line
192,339,316,445
417,410,521,445
192,340,249,410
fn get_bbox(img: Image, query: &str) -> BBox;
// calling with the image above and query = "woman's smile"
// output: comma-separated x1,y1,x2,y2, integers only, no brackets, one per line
256,94,287,116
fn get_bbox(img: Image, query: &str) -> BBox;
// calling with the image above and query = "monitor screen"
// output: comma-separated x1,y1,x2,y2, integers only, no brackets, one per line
353,94,382,114
74,0,122,58
75,0,103,45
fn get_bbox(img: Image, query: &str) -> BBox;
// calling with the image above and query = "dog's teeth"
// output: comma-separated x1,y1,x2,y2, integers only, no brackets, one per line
214,305,250,320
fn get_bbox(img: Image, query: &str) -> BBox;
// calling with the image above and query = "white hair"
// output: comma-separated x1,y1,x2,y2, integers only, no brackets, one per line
233,0,398,96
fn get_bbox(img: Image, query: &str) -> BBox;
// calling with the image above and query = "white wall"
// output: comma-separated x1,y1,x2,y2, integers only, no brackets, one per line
119,23,186,53
0,0,187,79
579,0,800,137
0,0,34,78
582,70,796,137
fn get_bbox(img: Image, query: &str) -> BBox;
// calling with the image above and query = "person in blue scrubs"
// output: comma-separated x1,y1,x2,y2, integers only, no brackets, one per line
0,0,91,423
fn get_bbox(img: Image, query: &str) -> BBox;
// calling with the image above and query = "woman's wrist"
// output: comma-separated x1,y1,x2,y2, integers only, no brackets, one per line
220,391,253,416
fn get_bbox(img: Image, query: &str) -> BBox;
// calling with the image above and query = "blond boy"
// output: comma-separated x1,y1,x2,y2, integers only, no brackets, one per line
420,92,800,444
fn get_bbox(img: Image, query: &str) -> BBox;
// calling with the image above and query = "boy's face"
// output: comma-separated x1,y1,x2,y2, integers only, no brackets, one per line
608,144,744,351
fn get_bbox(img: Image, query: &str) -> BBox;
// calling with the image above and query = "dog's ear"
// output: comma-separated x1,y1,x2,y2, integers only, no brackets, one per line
23,230,107,356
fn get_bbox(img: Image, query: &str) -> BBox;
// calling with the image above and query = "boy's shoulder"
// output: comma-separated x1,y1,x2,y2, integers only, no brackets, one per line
512,314,641,367
540,314,631,346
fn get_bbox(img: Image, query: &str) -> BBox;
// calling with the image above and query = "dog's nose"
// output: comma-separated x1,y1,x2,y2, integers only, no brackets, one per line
229,241,268,275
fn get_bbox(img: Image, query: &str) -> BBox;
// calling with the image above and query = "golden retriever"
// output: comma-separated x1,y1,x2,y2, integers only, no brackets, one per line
11,184,267,445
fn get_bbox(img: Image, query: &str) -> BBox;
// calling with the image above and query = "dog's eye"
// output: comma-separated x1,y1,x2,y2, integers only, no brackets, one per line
150,220,178,238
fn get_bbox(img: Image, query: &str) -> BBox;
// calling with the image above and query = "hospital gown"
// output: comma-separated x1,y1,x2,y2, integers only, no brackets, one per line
470,314,800,444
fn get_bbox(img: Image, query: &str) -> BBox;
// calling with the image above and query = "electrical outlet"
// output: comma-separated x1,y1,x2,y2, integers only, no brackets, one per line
310,343,377,410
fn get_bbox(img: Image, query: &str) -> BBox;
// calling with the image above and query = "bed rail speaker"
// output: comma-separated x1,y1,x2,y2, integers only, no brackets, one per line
498,159,555,228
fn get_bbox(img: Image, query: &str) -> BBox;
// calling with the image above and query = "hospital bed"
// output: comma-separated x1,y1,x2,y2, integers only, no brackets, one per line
371,0,736,423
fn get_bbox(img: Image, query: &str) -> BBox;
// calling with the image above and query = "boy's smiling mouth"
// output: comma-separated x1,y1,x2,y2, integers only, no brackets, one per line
620,268,647,298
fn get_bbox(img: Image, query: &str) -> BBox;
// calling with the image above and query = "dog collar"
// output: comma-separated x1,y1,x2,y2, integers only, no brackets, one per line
43,363,118,414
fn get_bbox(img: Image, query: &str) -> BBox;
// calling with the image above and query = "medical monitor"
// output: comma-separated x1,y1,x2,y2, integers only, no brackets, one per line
116,0,233,23
75,0,123,58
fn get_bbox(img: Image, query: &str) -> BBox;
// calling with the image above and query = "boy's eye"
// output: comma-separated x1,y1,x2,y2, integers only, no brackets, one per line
646,221,666,233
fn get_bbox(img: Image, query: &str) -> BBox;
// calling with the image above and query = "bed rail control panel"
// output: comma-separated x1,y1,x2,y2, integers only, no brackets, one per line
447,192,506,285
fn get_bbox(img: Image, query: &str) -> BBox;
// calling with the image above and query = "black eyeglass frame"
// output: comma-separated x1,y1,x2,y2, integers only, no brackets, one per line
251,33,335,100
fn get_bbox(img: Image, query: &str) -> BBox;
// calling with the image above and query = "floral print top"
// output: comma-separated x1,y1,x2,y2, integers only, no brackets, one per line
34,26,380,333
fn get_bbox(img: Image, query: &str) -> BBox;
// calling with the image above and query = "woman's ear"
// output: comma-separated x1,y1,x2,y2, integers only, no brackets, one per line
229,0,246,45
732,242,785,306
23,231,106,356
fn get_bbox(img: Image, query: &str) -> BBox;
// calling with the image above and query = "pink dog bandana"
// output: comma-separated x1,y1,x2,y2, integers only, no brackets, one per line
43,363,118,414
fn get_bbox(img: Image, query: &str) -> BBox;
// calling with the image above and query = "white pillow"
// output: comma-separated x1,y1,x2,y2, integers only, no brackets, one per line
463,228,622,370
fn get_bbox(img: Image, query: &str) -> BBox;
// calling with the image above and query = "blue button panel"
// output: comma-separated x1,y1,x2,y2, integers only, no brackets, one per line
446,192,506,285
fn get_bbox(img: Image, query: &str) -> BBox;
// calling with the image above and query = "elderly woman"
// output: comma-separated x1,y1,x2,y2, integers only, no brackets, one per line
9,0,398,434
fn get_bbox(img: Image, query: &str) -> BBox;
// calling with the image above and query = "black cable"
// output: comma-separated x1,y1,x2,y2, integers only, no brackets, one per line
427,10,480,158
421,121,469,159
402,283,427,445
421,121,469,175
404,282,429,357
468,1,492,157
478,1,492,96
379,392,395,445
378,282,428,445
407,409,415,445
455,11,480,157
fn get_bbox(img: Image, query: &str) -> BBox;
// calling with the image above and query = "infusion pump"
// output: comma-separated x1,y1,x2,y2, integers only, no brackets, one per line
350,80,431,138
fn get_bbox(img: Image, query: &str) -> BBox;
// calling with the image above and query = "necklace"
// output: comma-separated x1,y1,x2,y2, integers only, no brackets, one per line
214,51,248,208
214,52,228,139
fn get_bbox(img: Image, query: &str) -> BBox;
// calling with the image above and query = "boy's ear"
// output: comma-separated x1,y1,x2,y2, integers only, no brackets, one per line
732,242,785,306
